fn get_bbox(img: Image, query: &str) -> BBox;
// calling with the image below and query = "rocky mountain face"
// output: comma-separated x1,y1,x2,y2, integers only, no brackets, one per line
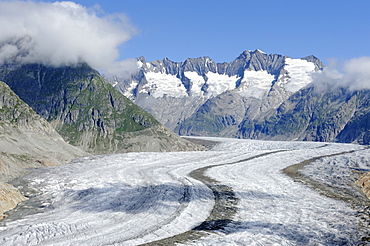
237,86,370,143
111,50,325,136
0,81,88,217
110,49,370,145
0,63,203,154
0,81,88,181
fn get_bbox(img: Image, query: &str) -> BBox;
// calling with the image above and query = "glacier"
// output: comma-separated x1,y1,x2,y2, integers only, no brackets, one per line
0,138,369,245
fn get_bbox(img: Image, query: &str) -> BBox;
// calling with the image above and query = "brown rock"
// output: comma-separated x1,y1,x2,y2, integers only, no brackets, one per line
0,182,27,218
356,172,370,198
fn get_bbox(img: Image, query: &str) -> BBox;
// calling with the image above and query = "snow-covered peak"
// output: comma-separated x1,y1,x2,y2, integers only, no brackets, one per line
245,49,266,54
112,50,323,101
255,49,266,54
281,58,316,93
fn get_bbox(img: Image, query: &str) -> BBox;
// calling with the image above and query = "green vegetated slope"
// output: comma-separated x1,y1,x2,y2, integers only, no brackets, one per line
0,63,201,154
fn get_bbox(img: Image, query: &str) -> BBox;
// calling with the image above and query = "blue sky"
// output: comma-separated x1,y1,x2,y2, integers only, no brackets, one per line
15,0,370,64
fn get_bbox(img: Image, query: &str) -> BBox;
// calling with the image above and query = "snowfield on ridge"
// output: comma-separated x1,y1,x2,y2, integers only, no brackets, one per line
1,138,369,245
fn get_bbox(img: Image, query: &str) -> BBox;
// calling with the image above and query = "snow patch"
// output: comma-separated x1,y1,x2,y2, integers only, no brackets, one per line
141,72,187,98
205,72,238,97
122,80,138,99
237,70,275,99
184,71,206,96
283,58,315,93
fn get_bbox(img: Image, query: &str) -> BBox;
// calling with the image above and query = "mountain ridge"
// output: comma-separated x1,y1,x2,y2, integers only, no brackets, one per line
111,49,324,135
108,50,370,145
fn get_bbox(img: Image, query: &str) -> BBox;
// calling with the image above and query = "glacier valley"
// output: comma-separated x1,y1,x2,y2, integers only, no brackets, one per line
1,138,370,245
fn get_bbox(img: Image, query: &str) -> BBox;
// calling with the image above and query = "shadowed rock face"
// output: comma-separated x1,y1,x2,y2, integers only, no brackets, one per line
238,87,370,145
0,63,203,154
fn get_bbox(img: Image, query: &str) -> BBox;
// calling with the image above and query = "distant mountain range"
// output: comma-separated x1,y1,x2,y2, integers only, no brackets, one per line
110,49,370,145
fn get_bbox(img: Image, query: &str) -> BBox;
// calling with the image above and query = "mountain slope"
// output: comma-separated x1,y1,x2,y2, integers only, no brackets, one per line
175,92,249,137
234,83,370,145
0,63,202,154
0,80,88,181
0,80,88,217
335,91,370,144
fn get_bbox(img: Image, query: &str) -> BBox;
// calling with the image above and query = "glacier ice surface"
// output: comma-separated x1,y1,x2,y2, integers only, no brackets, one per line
0,138,368,245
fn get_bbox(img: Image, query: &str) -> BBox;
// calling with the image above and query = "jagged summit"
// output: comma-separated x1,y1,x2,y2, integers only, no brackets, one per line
301,55,325,70
109,50,324,132
122,50,324,98
239,49,266,55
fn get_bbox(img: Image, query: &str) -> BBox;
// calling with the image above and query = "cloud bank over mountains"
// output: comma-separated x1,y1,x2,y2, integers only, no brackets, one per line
313,57,370,91
0,0,137,74
342,57,370,90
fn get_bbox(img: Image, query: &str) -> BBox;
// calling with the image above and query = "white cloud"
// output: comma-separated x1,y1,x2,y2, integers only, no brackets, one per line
0,0,138,73
103,58,140,80
312,57,370,91
343,57,370,90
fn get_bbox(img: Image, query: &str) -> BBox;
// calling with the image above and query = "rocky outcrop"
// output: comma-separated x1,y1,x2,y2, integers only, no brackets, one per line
0,182,27,219
114,125,205,152
0,81,88,181
356,172,370,199
176,92,249,137
335,91,370,145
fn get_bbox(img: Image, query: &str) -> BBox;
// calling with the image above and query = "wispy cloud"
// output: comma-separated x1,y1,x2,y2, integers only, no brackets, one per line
0,1,138,74
312,57,370,91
